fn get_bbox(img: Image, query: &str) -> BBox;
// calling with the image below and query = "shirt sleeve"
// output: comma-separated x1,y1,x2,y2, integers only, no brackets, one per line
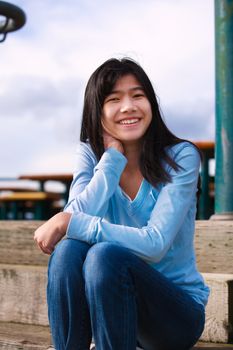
64,143,127,217
66,143,200,263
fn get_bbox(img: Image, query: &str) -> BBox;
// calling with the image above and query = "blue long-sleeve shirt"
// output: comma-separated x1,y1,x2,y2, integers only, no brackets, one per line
64,141,210,307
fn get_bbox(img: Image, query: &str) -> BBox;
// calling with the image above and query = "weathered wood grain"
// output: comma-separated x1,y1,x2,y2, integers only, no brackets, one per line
195,221,233,274
201,273,233,343
0,220,233,345
1,220,233,273
0,264,48,326
0,321,233,350
0,221,48,266
0,322,51,350
1,264,232,343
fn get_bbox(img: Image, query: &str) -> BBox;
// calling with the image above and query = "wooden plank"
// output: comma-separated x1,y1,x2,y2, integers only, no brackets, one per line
0,264,48,326
0,264,233,343
0,187,39,192
195,221,233,273
0,221,48,266
0,220,232,346
0,322,233,350
195,344,233,349
194,141,215,153
201,273,233,344
0,192,61,201
19,174,72,183
0,322,51,350
1,220,233,272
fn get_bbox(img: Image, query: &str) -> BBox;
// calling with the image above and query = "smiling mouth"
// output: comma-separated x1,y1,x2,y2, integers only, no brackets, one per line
119,118,140,125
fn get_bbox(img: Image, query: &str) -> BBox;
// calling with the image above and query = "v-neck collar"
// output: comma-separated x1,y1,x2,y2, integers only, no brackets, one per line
117,179,151,212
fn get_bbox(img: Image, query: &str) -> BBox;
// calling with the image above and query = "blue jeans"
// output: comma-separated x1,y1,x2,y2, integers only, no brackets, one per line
47,239,205,350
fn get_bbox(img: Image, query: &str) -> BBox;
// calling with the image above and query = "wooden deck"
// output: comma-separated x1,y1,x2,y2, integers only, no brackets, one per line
0,220,232,349
0,322,233,350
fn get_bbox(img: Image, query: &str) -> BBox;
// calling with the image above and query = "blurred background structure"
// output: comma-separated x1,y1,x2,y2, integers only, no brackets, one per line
0,0,26,42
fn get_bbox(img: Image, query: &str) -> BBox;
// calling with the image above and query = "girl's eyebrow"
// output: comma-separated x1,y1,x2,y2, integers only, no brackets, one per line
109,86,144,94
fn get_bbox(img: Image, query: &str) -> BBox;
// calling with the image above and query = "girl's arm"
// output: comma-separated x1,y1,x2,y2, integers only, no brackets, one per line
64,142,127,217
34,136,126,254
66,144,200,262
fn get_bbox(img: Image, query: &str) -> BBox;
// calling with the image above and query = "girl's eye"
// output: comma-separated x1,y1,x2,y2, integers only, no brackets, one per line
106,97,119,103
133,93,144,98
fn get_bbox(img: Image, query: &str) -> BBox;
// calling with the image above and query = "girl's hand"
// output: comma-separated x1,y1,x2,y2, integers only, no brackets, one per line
34,212,71,254
101,120,124,153
102,130,124,154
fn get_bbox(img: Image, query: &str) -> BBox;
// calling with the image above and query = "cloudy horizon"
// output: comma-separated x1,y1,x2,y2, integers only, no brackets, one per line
0,0,215,177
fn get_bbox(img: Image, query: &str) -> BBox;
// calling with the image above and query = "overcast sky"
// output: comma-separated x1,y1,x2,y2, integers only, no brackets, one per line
0,0,215,177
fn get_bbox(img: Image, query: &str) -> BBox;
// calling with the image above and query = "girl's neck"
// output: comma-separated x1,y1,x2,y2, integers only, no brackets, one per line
120,142,143,200
123,142,141,172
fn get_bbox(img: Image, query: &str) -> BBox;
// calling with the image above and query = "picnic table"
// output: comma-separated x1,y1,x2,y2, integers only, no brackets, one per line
0,191,61,220
0,174,73,220
18,173,73,201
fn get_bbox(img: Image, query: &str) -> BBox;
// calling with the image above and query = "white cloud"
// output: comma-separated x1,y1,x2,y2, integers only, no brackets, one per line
0,0,214,176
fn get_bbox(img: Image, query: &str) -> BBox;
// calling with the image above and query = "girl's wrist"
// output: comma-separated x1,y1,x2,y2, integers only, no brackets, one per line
56,212,72,234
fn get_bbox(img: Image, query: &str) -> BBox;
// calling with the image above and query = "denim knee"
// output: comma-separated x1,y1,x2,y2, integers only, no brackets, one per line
47,239,92,350
48,238,90,281
83,242,129,289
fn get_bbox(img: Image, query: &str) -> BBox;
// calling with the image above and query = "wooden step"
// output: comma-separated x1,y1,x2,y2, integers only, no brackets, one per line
0,322,51,350
0,322,233,350
0,263,232,344
1,220,233,272
0,221,233,345
201,273,233,343
194,221,233,273
0,264,48,326
0,221,48,266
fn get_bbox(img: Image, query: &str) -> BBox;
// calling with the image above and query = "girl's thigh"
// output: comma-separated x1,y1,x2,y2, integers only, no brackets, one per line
85,242,204,350
127,254,205,350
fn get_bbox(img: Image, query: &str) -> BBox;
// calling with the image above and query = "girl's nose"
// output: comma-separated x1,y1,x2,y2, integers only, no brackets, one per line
120,98,137,113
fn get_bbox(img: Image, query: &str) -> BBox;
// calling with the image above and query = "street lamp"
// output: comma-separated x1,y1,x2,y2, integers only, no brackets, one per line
0,1,26,42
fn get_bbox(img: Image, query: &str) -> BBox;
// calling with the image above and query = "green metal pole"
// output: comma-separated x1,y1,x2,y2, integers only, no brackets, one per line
213,0,233,219
198,155,211,219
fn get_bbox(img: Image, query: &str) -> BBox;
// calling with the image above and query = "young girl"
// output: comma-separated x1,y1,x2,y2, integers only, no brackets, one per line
34,58,209,350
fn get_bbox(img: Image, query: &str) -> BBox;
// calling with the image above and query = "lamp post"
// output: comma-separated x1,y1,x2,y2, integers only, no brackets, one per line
212,0,233,220
0,1,26,42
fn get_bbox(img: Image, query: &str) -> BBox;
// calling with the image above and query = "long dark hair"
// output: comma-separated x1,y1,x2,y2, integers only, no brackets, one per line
80,58,197,188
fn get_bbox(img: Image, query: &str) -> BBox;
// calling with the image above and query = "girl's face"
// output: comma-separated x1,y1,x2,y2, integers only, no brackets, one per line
101,74,152,145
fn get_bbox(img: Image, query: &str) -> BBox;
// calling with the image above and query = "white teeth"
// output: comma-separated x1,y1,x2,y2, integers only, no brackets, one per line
119,118,139,125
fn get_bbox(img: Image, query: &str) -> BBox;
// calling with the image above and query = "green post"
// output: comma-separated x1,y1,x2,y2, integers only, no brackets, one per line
213,0,233,219
198,155,211,219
